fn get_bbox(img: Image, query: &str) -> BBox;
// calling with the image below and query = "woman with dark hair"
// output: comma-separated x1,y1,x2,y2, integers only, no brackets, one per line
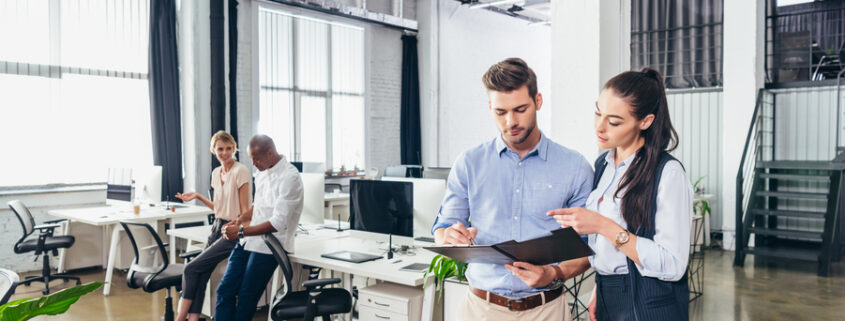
548,68,693,320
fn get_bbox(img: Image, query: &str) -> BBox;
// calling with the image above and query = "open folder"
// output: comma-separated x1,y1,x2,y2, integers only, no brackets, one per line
423,228,594,265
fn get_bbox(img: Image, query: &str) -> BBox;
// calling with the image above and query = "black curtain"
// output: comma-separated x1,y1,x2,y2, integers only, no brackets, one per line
228,0,239,145
631,0,723,88
210,0,225,169
149,0,183,202
400,34,421,165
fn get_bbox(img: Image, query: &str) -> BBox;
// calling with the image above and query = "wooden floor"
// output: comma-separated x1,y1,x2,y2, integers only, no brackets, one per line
9,248,845,320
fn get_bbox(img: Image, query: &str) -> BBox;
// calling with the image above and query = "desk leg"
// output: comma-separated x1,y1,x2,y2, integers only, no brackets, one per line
421,275,435,321
104,225,121,296
57,220,71,274
268,268,279,320
170,232,177,263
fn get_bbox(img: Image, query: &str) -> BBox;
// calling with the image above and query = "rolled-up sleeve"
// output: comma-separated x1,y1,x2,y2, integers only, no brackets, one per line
269,172,304,234
431,153,471,234
635,161,693,281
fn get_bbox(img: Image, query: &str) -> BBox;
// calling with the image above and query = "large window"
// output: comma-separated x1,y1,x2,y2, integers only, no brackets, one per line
257,6,365,171
631,0,723,88
0,0,151,187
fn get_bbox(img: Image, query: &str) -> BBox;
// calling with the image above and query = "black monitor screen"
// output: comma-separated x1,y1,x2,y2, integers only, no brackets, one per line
349,179,413,237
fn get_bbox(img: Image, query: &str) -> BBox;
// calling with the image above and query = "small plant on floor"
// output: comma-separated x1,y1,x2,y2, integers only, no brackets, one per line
693,176,712,218
424,255,467,303
0,282,104,321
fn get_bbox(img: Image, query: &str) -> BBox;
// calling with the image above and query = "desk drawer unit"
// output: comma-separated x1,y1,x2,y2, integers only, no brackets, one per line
358,282,422,321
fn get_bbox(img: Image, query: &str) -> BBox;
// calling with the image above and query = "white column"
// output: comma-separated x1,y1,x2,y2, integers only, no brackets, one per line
721,0,766,250
179,0,212,199
550,0,629,162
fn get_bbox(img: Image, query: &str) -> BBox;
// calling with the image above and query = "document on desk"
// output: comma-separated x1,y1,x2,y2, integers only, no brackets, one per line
423,228,594,265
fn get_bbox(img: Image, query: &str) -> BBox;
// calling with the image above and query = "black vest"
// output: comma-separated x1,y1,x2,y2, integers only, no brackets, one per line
593,151,689,320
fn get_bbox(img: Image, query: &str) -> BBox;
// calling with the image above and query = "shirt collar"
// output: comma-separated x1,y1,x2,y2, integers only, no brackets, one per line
260,155,288,176
606,149,637,168
495,131,549,161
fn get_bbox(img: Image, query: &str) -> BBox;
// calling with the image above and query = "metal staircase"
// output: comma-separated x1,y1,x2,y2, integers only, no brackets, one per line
733,89,845,277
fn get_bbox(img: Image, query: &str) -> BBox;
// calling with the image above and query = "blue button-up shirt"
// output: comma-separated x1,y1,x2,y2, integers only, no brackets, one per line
431,133,593,298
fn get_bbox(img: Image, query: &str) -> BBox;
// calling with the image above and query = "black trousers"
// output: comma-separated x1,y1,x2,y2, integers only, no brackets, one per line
180,219,235,314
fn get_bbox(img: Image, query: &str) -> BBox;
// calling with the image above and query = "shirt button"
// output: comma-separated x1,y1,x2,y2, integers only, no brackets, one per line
516,189,520,193
513,216,519,220
518,162,523,166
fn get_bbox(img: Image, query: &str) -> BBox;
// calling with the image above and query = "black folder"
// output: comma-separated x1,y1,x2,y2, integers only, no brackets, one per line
423,228,594,265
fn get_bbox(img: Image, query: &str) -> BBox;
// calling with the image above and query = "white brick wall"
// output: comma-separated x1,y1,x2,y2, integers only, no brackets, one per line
366,25,403,173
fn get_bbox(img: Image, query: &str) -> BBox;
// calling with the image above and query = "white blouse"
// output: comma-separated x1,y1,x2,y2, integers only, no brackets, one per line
586,150,693,281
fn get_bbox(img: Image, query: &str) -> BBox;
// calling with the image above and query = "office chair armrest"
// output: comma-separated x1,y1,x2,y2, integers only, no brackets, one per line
42,218,67,224
33,223,61,233
302,278,341,290
179,250,202,261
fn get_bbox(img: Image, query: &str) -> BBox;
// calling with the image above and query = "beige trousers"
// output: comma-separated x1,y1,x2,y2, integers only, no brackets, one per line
456,289,572,321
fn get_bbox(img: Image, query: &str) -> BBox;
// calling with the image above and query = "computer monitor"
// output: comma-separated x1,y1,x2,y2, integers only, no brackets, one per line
291,162,303,173
381,177,447,239
134,166,163,204
349,179,413,237
300,173,326,225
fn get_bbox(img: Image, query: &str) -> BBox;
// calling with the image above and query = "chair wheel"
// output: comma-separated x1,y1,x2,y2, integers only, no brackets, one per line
76,280,81,285
42,289,49,295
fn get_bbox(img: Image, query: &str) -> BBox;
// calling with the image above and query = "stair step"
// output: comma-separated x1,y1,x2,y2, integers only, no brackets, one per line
750,209,827,218
755,191,828,200
757,161,845,171
758,173,830,182
746,242,821,261
747,227,823,242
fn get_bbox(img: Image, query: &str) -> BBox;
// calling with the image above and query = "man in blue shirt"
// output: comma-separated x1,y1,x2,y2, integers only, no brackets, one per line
432,58,593,320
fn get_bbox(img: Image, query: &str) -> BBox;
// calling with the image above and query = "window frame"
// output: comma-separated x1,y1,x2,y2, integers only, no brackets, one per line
253,2,368,171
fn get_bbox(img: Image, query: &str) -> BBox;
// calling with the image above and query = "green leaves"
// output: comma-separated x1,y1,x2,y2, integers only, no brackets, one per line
423,255,468,303
0,282,105,321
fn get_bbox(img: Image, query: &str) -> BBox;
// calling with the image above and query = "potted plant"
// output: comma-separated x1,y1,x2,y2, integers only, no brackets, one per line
692,176,713,247
0,282,104,321
424,255,468,320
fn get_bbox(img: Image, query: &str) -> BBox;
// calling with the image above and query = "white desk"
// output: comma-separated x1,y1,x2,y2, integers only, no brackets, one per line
167,222,437,321
48,203,213,295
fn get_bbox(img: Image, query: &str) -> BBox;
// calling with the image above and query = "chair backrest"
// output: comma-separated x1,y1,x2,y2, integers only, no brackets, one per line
119,222,168,289
422,167,451,180
8,200,36,239
0,268,19,305
325,183,343,194
384,165,423,178
262,234,293,300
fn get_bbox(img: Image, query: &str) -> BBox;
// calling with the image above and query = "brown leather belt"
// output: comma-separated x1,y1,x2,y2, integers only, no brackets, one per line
470,286,563,311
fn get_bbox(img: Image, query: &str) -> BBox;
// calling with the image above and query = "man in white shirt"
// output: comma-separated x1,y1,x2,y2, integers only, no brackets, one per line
214,135,304,321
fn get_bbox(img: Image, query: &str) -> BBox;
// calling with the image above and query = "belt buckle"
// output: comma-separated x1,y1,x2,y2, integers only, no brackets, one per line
507,298,525,311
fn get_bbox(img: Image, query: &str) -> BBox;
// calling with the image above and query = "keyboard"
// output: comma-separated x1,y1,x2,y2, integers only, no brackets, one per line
414,236,435,243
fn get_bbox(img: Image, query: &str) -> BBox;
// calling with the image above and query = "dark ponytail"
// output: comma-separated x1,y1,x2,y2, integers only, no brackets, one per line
603,67,678,231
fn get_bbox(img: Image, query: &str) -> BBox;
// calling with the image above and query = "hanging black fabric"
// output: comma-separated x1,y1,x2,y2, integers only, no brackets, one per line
210,0,225,169
149,0,183,202
400,34,421,165
228,0,239,145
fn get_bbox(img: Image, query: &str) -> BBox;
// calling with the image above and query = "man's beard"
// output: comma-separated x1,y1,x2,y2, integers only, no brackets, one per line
505,125,534,145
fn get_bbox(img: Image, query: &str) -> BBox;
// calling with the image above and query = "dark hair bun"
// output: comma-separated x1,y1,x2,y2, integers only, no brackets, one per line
640,68,661,81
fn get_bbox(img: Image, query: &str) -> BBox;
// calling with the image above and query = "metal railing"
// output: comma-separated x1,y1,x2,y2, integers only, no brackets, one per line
734,89,774,264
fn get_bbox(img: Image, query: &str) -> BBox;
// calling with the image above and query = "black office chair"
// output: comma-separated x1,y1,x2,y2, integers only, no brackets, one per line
7,200,80,294
262,234,352,321
120,222,184,321
0,268,20,305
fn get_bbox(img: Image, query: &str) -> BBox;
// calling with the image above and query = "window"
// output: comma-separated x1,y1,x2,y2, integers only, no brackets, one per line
765,0,845,85
257,6,365,171
630,0,723,88
0,0,151,187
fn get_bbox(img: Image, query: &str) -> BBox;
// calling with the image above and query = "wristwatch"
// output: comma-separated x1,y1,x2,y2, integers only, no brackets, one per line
546,278,565,291
238,226,245,240
614,230,630,249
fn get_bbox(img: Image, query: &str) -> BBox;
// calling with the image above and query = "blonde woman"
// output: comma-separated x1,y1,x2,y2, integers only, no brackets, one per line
174,130,252,321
